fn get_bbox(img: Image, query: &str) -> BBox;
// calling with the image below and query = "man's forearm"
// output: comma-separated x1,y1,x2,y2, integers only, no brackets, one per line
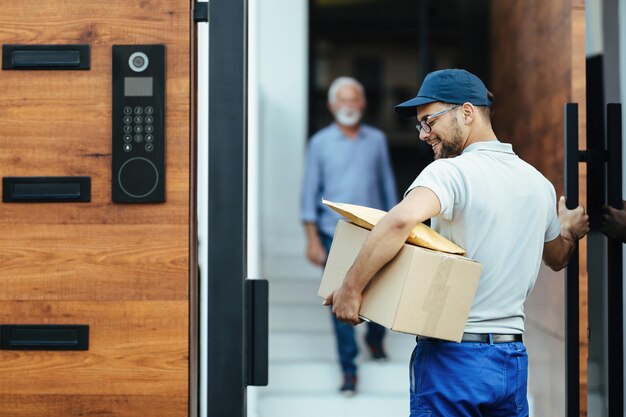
328,186,441,324
544,196,589,271
543,234,577,271
343,212,415,293
304,222,321,244
557,234,576,270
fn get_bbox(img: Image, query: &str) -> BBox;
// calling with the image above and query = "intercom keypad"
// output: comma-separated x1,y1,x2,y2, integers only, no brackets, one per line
120,106,156,152
112,45,165,203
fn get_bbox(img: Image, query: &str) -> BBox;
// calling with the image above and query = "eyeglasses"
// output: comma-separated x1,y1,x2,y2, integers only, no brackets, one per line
415,105,461,134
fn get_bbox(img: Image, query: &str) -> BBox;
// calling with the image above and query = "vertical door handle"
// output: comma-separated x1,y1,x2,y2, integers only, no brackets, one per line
606,103,623,417
564,103,580,417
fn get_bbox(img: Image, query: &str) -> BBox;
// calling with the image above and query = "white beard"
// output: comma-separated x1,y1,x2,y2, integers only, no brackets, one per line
334,108,362,127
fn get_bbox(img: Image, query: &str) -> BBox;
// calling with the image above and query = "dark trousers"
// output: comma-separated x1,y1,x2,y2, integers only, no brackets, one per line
320,232,385,375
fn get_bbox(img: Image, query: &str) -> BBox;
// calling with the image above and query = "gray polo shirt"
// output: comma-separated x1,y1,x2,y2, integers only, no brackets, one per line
406,140,560,334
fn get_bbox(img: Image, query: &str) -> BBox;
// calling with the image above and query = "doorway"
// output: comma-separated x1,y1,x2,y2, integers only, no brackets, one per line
251,1,586,416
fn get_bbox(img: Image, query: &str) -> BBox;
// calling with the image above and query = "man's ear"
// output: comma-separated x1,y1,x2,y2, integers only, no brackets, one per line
462,102,475,124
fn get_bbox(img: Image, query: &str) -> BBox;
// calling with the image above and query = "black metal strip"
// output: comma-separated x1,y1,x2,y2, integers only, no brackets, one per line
564,103,580,417
585,56,606,230
245,279,268,386
606,103,623,417
2,44,90,70
207,0,247,415
194,1,209,22
0,325,89,350
2,176,91,203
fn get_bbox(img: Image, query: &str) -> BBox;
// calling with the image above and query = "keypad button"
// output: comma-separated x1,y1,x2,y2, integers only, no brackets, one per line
145,115,154,124
123,134,132,143
134,115,143,124
145,125,154,133
123,115,133,124
145,134,154,143
123,125,133,134
134,106,143,115
145,106,154,115
123,106,133,115
134,134,143,143
145,143,154,152
123,143,132,152
134,125,143,133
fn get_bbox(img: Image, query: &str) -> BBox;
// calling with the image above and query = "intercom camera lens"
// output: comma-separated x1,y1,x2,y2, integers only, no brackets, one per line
128,52,149,72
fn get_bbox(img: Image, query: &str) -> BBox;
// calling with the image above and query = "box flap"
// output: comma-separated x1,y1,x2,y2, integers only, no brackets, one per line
323,199,465,255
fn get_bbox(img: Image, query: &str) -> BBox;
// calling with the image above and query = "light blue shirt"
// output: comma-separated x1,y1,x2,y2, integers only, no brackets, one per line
301,123,398,237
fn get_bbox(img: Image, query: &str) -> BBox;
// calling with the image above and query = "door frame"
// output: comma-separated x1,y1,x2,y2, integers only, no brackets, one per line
205,1,248,417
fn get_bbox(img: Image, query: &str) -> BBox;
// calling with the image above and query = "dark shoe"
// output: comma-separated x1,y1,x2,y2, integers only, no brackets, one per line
340,373,357,396
367,342,388,361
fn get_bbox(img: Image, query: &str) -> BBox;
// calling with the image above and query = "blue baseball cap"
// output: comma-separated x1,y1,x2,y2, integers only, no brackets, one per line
395,69,492,117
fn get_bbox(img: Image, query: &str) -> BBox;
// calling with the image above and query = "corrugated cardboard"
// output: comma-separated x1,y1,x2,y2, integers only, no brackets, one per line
319,220,482,342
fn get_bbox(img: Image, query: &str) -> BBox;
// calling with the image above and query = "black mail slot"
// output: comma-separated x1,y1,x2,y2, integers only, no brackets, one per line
0,325,89,350
2,44,90,70
3,176,91,202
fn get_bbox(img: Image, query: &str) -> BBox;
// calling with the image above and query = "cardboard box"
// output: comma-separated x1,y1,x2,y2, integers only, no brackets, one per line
318,220,482,342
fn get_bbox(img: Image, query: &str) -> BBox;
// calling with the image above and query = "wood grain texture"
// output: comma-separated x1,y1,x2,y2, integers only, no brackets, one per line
491,1,587,416
0,301,188,395
0,395,186,417
0,0,191,224
0,1,192,415
0,225,188,301
491,0,570,191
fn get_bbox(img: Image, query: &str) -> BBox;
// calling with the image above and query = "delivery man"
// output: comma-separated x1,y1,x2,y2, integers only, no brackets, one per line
324,68,589,416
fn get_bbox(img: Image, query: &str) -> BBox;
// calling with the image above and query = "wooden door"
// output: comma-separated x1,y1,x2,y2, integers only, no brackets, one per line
490,1,586,416
0,1,192,416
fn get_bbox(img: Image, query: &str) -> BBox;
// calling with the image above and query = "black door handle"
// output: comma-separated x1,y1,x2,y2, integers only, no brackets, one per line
564,103,580,417
606,103,623,417
245,279,268,386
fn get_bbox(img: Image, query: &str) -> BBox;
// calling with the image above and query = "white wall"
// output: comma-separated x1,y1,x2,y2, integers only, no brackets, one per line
249,0,314,414
256,0,320,280
196,8,208,417
587,0,603,56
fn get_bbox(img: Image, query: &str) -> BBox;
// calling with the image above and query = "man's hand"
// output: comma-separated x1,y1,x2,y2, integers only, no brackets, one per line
304,222,327,266
543,197,589,271
602,200,626,243
558,196,589,243
307,240,327,267
323,283,363,326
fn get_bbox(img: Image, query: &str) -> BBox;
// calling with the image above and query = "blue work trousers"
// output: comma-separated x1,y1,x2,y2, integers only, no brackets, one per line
410,338,529,417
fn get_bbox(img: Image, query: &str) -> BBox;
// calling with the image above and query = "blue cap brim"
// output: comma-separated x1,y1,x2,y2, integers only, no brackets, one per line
394,96,439,117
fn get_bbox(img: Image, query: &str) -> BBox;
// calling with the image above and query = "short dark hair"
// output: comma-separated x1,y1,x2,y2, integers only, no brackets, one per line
477,91,495,122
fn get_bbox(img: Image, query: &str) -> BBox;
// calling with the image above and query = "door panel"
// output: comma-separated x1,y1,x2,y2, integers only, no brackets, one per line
0,1,191,416
490,1,586,416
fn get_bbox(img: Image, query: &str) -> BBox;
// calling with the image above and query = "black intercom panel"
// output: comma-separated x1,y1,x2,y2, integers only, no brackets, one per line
112,45,165,203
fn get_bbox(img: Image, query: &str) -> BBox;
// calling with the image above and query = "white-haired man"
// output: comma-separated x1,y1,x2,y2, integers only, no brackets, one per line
301,76,398,395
